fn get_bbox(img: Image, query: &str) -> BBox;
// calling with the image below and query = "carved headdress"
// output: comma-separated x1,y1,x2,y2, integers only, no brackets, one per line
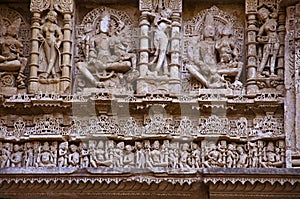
221,23,233,36
7,18,21,37
204,13,215,29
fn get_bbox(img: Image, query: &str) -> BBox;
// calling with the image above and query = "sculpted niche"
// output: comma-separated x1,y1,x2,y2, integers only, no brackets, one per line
0,7,30,94
75,7,138,94
183,6,244,90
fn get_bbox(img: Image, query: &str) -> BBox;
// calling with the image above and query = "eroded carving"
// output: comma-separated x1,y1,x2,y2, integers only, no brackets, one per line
0,17,27,89
38,10,63,80
0,139,285,169
183,6,244,89
76,7,137,93
256,5,280,78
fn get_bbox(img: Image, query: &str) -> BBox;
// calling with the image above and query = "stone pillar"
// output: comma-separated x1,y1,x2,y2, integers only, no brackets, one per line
136,12,151,94
277,8,286,79
294,4,300,151
60,13,73,94
245,11,258,95
138,13,150,78
285,4,297,168
28,12,41,94
169,12,181,94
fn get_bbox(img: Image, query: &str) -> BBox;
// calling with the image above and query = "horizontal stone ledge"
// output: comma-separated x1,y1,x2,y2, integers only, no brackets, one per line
0,168,300,186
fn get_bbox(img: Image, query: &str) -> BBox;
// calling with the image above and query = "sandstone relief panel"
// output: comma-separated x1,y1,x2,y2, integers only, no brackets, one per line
28,0,73,94
0,7,30,95
183,6,244,90
1,1,300,193
75,6,138,94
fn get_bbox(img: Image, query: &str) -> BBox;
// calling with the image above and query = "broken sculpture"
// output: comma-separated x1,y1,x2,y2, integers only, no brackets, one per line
0,18,27,89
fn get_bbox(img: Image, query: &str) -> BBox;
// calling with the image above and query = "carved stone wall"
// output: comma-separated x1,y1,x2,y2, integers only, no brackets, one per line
0,0,299,198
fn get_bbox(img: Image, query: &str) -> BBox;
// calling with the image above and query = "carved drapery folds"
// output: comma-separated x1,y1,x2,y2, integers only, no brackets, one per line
28,0,74,94
74,7,138,94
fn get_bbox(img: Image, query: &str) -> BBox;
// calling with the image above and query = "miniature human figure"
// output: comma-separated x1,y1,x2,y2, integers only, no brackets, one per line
203,142,224,168
68,144,80,167
160,140,169,165
144,140,153,167
248,142,259,168
215,23,243,83
90,140,112,167
179,143,191,169
150,140,167,167
0,18,27,88
77,13,134,88
114,142,124,167
256,7,279,77
261,142,283,168
11,144,23,167
79,142,90,167
24,142,34,167
123,145,135,168
37,142,55,167
50,141,58,166
190,142,201,168
186,13,226,88
168,142,179,169
105,140,115,167
145,8,172,76
58,141,68,167
0,143,11,168
135,141,146,168
226,144,237,168
236,145,248,168
38,10,63,79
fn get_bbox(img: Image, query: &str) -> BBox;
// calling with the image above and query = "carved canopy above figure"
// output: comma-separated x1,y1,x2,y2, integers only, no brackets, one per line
183,6,245,90
75,6,138,94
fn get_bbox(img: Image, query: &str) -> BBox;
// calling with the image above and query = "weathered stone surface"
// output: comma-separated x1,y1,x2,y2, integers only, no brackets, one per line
0,0,299,198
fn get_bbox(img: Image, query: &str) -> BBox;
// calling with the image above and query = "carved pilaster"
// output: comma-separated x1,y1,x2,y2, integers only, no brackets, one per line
138,13,151,78
28,12,41,94
295,4,300,152
246,0,258,94
285,4,299,168
277,8,286,79
60,13,72,94
169,11,181,94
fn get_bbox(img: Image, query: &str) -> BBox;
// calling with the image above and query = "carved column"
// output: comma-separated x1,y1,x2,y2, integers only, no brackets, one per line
285,4,300,168
277,8,286,79
138,13,151,78
295,5,300,152
28,3,43,94
245,0,258,94
169,11,181,94
60,13,73,94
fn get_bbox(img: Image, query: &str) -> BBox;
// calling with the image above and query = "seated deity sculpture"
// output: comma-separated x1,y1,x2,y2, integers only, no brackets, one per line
77,12,137,88
0,18,27,88
186,13,226,88
185,13,244,88
215,23,243,84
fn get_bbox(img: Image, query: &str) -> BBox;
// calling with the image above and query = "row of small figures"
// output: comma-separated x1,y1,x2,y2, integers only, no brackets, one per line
0,140,285,169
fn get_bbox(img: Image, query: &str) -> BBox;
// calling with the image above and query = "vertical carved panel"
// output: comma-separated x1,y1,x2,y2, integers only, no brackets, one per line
29,0,74,94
